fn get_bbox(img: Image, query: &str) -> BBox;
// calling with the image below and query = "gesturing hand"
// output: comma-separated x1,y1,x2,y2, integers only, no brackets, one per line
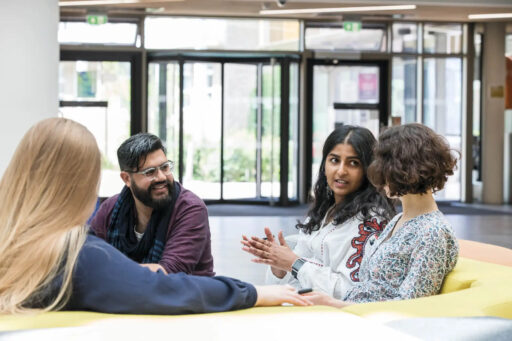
241,227,298,273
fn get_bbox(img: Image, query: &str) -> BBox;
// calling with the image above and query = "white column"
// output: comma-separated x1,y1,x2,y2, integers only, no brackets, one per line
481,22,506,204
0,0,59,174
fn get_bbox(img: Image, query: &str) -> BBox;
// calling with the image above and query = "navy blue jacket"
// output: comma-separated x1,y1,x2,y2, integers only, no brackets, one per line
64,235,257,314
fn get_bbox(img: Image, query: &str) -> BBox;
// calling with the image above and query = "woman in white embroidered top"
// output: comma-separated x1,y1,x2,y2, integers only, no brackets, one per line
300,123,459,306
241,126,395,299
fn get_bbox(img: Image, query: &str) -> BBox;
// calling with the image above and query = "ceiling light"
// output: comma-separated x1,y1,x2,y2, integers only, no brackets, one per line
468,13,512,20
59,0,182,6
60,0,139,5
260,4,416,15
146,7,165,13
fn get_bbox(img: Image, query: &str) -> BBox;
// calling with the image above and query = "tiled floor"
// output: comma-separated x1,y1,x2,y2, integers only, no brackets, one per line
208,208,512,285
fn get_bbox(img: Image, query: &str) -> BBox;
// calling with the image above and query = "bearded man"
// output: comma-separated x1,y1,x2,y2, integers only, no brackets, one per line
90,133,214,276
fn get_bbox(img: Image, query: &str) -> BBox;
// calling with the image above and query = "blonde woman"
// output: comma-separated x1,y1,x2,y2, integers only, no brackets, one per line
0,118,310,314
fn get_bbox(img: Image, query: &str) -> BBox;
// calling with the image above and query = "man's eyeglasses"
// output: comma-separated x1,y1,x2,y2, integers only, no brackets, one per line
126,160,174,181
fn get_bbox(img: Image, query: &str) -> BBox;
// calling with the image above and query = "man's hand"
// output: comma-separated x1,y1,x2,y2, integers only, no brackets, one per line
140,263,168,274
241,228,298,273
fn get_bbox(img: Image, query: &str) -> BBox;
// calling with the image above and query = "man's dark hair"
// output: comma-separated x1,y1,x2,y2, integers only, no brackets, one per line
296,125,395,234
117,133,166,172
368,123,458,197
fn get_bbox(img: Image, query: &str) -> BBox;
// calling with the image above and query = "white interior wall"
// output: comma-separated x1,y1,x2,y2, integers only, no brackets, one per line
0,0,58,175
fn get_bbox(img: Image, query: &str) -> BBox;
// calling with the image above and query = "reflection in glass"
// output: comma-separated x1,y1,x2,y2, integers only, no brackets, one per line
59,61,130,197
423,23,462,54
288,63,299,200
392,23,417,53
145,17,300,51
147,62,180,180
58,22,138,45
261,64,281,199
182,62,222,199
305,27,386,51
223,64,258,199
392,57,417,123
423,58,462,200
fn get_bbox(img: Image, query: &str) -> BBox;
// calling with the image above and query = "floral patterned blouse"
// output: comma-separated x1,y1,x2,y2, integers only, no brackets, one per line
344,210,459,303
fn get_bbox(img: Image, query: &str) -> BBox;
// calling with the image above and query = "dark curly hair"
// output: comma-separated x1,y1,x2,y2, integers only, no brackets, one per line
367,123,458,197
297,125,395,234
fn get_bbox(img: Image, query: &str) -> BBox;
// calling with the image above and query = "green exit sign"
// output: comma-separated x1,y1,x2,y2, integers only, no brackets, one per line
344,21,362,32
86,14,108,25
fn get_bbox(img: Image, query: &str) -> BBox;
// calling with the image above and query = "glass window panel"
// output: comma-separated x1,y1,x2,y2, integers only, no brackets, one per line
312,66,331,184
423,57,462,200
305,27,386,51
261,64,281,199
506,34,512,56
392,23,417,53
223,64,258,199
335,109,380,137
58,22,137,45
392,57,417,124
325,66,380,104
59,61,131,197
423,23,462,54
289,63,299,200
473,34,483,183
147,62,181,180
182,62,222,199
145,17,300,51
312,65,381,184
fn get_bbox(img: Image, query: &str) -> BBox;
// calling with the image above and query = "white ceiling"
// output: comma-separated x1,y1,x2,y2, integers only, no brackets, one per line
59,0,512,22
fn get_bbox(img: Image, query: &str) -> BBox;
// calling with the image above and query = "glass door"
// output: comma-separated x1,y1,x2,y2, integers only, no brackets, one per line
223,63,258,199
148,61,223,200
261,62,281,202
147,62,180,180
147,57,297,203
310,61,388,185
182,62,223,200
423,57,462,200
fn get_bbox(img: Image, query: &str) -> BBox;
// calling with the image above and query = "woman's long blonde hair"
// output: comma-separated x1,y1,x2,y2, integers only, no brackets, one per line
0,118,101,313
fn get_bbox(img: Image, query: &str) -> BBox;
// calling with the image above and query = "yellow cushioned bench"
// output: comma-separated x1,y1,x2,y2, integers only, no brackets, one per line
341,257,512,320
1,242,512,333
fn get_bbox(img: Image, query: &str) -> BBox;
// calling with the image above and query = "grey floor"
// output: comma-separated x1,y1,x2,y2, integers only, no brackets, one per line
208,203,512,285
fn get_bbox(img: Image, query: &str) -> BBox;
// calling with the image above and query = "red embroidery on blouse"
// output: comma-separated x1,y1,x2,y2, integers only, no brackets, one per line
346,218,386,282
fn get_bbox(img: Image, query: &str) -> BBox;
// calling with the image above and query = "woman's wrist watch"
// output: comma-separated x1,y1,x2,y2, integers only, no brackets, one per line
291,258,307,279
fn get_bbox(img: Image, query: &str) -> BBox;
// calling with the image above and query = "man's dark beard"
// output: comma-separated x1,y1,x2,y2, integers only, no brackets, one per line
130,179,174,210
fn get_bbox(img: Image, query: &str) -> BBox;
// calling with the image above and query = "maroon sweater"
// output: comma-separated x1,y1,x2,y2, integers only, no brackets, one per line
90,183,214,276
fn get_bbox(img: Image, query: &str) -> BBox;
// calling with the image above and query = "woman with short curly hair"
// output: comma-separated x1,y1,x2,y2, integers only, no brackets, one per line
302,123,459,307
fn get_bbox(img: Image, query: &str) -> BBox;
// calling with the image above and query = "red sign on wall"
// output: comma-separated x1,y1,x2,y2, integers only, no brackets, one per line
358,73,378,101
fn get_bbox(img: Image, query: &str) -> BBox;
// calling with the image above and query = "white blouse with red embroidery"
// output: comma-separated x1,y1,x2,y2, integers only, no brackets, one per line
265,212,387,299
